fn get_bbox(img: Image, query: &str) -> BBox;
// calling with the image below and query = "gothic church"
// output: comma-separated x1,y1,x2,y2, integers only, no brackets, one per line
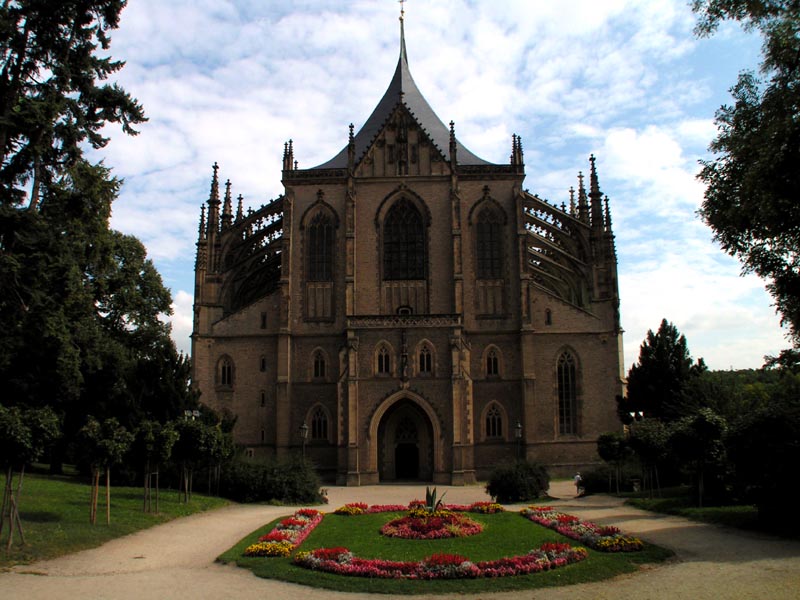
191,17,624,485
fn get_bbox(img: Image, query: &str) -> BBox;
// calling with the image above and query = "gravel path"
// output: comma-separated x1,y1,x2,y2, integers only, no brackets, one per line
2,481,798,599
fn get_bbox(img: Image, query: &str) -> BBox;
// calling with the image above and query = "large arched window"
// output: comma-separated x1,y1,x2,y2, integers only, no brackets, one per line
383,198,426,280
307,212,334,281
311,406,329,441
313,350,326,379
376,344,392,376
418,343,432,376
486,347,500,378
485,403,503,438
557,351,578,435
476,207,503,279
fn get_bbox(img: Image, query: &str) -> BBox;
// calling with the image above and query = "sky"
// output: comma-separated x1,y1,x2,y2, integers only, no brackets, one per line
88,0,790,371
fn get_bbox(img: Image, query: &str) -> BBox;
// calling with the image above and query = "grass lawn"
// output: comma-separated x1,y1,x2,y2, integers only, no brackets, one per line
219,510,674,594
1,472,229,568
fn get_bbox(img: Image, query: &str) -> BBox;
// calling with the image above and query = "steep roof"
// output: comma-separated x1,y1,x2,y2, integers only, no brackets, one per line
313,19,492,169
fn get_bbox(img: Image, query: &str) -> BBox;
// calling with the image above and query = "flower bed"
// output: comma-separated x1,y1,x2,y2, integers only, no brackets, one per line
333,501,505,515
294,542,588,579
380,509,483,540
244,508,324,557
520,506,644,552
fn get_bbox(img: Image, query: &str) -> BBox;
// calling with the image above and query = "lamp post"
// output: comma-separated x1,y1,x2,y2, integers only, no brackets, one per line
184,409,200,420
515,420,523,460
300,422,309,458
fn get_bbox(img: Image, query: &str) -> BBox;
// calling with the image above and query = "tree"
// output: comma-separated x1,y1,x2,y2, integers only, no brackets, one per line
597,432,631,494
692,1,800,343
625,319,706,421
669,408,728,507
132,420,177,513
0,0,145,207
78,416,133,525
0,404,59,548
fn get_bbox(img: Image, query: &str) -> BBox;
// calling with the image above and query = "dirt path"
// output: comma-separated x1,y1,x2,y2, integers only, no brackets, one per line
2,482,798,599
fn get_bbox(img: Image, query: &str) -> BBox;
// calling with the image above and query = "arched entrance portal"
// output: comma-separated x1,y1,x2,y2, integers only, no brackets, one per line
378,400,433,482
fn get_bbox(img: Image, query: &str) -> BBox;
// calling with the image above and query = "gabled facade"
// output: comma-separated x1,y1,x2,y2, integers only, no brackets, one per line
191,19,624,485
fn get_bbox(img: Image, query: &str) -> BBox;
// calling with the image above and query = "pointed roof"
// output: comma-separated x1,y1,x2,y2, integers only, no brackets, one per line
313,18,491,169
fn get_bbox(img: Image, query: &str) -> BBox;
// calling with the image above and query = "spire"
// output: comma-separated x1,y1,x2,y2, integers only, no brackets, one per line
283,140,295,171
312,9,490,169
221,179,233,229
198,204,206,241
510,133,524,172
235,194,244,222
569,186,576,217
449,120,458,166
207,162,221,236
577,171,589,223
604,196,613,230
589,154,604,230
347,123,355,171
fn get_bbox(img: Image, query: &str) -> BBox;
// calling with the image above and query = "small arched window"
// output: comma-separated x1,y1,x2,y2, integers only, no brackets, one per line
307,212,334,281
260,390,266,407
377,345,391,375
260,355,267,372
476,207,503,279
418,344,432,375
486,348,499,378
545,309,553,326
485,404,503,438
558,352,578,435
311,406,328,441
313,351,326,379
219,357,234,386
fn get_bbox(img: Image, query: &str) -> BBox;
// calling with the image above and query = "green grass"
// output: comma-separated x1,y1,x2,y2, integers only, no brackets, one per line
1,472,229,567
219,511,674,594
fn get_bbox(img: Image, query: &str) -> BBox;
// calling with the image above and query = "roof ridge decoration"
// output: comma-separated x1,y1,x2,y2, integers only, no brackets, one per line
313,9,492,169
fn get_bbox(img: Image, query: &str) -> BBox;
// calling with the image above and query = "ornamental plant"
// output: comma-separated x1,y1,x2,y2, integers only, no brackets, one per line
244,508,324,557
294,542,588,579
520,506,644,552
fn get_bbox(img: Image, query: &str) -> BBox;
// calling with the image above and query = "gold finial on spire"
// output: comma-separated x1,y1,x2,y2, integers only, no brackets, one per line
399,0,406,21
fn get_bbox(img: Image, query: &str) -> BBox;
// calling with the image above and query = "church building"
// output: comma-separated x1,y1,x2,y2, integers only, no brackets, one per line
191,16,625,485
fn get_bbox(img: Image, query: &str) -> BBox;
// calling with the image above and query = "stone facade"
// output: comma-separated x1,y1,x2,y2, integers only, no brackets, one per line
191,23,625,485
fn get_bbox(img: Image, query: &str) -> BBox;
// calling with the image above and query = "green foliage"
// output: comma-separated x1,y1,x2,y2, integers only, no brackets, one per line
0,0,146,206
669,408,729,506
485,460,550,503
624,319,706,421
218,457,323,504
424,486,446,512
78,417,133,469
692,0,800,342
0,404,60,468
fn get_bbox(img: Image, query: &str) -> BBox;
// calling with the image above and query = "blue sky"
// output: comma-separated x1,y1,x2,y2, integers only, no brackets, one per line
89,0,788,370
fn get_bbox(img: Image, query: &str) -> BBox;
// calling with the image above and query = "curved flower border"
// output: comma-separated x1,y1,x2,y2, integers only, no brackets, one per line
520,506,644,552
334,500,505,516
244,508,324,557
294,542,588,579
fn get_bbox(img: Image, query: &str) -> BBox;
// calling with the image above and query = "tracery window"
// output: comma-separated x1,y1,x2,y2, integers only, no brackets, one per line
377,345,391,375
313,350,326,379
383,198,426,280
311,406,328,441
418,344,432,375
558,352,578,435
307,212,334,281
219,357,234,386
486,348,499,377
485,404,503,438
476,208,503,279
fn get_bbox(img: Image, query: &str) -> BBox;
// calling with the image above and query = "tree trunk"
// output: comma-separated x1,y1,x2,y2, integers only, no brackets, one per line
155,467,160,514
1,467,12,538
105,466,111,525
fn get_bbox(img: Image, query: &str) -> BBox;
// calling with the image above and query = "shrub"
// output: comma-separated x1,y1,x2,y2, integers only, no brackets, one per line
219,456,322,503
485,460,550,503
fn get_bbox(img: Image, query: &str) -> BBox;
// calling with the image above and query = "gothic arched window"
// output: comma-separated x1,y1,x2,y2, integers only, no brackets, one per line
486,348,499,378
377,345,391,375
218,357,234,386
311,406,328,440
418,344,432,375
558,352,578,435
313,350,326,379
476,208,503,279
485,404,503,438
383,198,426,280
307,212,334,281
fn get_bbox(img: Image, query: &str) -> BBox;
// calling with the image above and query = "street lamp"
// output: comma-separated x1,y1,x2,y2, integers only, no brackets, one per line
299,422,309,458
515,420,523,460
628,410,645,421
184,409,200,420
